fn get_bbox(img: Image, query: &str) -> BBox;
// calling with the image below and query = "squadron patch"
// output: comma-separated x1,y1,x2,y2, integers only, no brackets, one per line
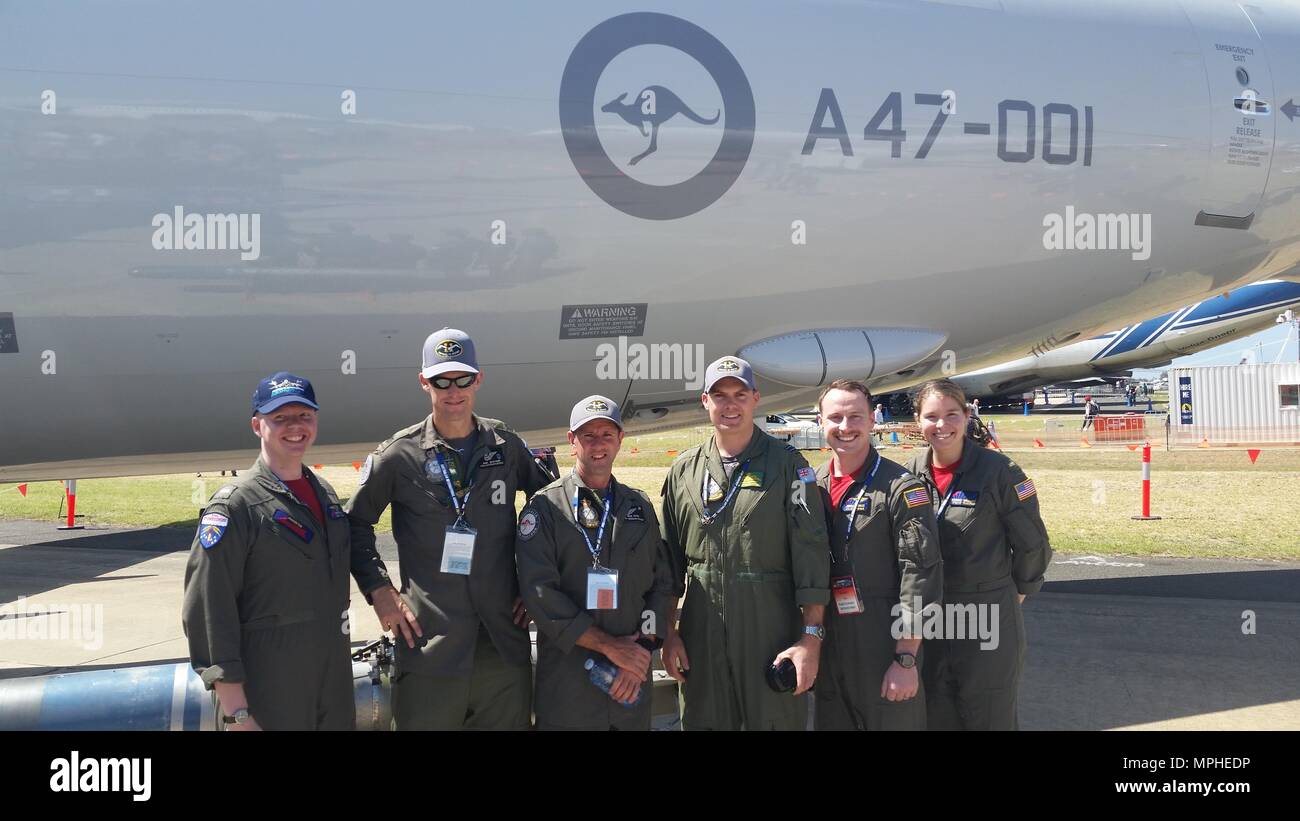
358,455,373,485
273,509,314,543
198,512,228,549
903,487,931,509
739,471,764,489
625,504,646,523
1015,478,1037,501
478,449,504,468
518,509,539,541
797,467,817,484
950,490,979,507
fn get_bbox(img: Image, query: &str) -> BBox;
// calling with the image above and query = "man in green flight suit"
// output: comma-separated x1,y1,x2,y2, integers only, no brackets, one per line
182,372,355,731
660,356,831,730
516,395,676,730
346,328,555,730
813,379,942,731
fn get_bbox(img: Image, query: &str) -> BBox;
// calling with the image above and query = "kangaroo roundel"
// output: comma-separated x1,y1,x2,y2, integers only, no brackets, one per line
560,12,756,220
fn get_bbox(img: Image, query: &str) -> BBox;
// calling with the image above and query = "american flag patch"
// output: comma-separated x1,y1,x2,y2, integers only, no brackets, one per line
1015,478,1037,501
904,487,930,509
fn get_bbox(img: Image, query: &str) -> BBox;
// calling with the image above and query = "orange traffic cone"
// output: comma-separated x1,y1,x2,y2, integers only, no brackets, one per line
1198,438,1210,449
1033,439,1046,448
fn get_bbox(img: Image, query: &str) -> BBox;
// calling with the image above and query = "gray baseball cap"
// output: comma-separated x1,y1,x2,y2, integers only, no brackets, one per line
569,395,623,432
421,328,479,379
703,355,757,392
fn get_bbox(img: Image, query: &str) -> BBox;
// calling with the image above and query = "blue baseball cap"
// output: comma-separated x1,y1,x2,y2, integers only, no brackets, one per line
252,372,319,414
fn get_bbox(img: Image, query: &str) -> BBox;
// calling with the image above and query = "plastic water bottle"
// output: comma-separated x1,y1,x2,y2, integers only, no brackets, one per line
584,656,643,707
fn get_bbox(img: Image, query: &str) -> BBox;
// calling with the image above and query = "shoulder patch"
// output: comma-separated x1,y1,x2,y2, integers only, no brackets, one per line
198,512,228,549
518,508,540,541
903,487,931,509
797,466,817,484
1015,478,1037,501
358,454,373,485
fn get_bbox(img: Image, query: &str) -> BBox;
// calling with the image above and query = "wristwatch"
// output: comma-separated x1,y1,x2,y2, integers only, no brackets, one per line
222,708,252,726
803,624,825,641
893,652,917,669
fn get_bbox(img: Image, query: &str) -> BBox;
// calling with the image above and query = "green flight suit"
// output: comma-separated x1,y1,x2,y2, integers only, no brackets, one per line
182,458,355,731
516,473,675,731
813,449,942,731
346,414,554,730
905,442,1052,731
660,426,831,731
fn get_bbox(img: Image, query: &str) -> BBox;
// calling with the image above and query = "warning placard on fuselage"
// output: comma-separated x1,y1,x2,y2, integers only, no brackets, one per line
560,303,648,339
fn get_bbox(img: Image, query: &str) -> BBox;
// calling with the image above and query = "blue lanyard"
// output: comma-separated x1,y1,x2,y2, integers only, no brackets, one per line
572,487,614,568
700,460,750,525
842,452,882,543
435,450,471,523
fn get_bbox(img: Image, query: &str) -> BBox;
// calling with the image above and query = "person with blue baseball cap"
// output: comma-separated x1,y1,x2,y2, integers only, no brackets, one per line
346,329,556,730
182,372,356,730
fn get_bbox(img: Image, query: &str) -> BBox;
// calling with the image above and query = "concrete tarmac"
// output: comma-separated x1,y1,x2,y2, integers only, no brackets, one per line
2,520,1297,729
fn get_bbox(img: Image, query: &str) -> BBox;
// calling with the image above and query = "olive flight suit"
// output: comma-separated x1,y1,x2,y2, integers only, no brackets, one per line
660,427,831,731
905,442,1052,731
813,450,942,730
347,414,554,730
182,458,355,730
516,473,675,730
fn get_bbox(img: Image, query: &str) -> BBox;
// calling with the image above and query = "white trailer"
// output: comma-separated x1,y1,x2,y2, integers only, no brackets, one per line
1169,363,1300,446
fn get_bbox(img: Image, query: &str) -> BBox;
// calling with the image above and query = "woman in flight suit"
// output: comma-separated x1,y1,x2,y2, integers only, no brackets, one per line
904,379,1052,730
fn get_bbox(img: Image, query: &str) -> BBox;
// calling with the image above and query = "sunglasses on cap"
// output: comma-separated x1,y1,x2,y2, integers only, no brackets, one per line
428,374,477,390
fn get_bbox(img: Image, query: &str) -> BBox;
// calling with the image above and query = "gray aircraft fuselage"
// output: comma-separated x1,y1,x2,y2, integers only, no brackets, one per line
4,0,1300,481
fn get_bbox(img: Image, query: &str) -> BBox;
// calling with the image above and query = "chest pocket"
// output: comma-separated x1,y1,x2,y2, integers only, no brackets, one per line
942,488,984,534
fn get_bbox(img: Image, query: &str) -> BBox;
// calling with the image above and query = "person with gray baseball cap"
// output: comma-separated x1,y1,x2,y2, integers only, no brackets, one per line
346,328,556,730
516,394,675,730
659,355,831,730
421,328,480,379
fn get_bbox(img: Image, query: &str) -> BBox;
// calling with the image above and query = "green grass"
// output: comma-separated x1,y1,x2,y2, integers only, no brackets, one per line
3,425,1296,560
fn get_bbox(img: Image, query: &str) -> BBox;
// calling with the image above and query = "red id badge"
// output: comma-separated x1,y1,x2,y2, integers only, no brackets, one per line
831,576,864,615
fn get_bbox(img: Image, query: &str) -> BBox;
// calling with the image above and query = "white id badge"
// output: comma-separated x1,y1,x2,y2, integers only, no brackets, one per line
586,568,619,610
441,526,476,575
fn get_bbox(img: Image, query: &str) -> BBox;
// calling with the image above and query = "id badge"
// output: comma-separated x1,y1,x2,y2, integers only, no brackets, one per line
441,525,476,575
586,568,619,610
831,575,864,615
